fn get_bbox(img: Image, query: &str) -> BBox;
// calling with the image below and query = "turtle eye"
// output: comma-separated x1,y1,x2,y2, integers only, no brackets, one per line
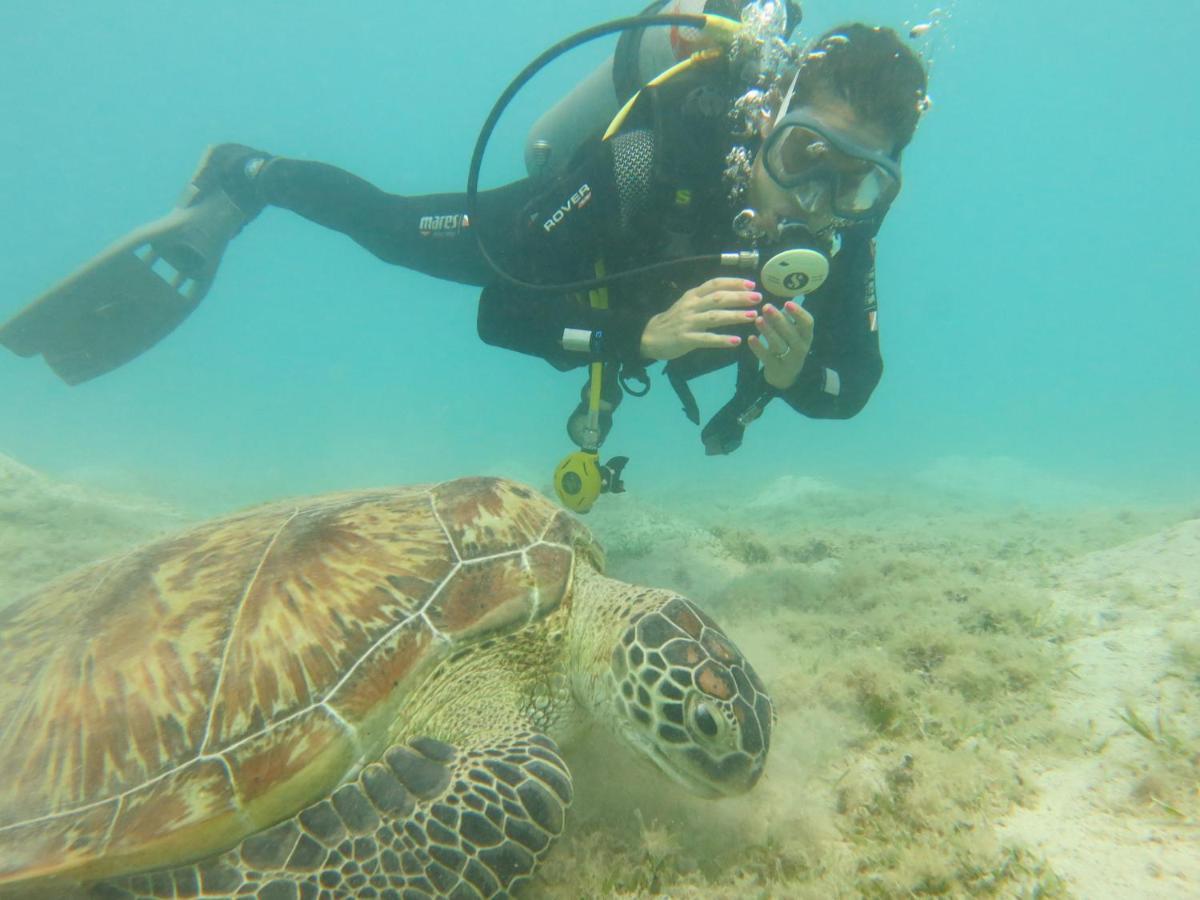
693,702,719,738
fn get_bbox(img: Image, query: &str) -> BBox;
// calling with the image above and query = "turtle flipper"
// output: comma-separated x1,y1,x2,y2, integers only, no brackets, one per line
92,731,573,899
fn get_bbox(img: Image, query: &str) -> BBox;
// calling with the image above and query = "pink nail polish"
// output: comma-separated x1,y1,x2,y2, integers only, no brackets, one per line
743,280,757,289
728,336,741,346
749,292,763,302
744,310,756,318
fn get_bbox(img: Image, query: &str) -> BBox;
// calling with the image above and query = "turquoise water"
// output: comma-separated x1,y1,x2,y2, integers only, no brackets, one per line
1,0,1196,511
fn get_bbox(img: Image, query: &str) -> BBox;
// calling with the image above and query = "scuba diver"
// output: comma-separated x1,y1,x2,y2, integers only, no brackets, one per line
0,1,929,512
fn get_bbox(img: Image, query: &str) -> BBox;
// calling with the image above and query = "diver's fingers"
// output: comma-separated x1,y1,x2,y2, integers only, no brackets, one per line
687,331,744,350
756,310,789,353
770,301,813,342
697,289,763,311
747,334,774,364
691,278,753,300
695,308,759,330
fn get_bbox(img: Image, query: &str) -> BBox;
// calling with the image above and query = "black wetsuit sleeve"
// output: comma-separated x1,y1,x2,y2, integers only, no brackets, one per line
477,283,650,370
258,158,540,286
778,233,883,418
475,145,655,371
253,143,879,401
258,151,654,369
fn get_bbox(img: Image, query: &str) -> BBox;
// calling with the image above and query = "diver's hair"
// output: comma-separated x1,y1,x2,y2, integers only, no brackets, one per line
788,24,928,156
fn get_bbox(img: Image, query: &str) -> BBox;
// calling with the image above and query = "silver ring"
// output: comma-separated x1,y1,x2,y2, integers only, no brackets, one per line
774,345,792,360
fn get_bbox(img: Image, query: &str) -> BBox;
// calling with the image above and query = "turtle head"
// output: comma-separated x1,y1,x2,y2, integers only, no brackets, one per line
607,596,773,799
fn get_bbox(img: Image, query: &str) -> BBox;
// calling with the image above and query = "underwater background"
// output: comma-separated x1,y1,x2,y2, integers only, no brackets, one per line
1,0,1196,509
2,1,1199,897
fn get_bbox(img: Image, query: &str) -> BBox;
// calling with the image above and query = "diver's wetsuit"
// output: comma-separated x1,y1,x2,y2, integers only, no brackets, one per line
252,61,883,443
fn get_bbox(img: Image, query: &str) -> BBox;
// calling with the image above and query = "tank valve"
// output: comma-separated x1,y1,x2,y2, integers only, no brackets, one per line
528,139,553,179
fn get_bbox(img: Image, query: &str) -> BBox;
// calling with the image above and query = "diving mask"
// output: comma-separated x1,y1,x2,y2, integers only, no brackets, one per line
761,111,902,221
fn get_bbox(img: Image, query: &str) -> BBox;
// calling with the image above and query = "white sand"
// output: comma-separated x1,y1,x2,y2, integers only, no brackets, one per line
3,454,1198,897
0,453,186,604
997,520,1200,898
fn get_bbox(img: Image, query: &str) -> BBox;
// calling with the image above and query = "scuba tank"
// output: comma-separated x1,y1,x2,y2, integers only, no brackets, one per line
523,0,801,179
524,0,716,179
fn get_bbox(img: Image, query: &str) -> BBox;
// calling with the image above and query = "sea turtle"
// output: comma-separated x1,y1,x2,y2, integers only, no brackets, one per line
0,477,773,899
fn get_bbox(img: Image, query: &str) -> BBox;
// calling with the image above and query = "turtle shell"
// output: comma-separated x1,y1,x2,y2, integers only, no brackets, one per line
0,477,597,888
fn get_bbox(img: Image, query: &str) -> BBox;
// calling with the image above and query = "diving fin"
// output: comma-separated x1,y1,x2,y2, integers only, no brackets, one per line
0,146,260,385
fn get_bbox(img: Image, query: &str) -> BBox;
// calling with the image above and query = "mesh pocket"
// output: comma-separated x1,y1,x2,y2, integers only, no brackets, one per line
610,129,656,231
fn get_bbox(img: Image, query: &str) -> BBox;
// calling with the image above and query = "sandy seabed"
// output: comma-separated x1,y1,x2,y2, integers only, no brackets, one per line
2,453,1197,899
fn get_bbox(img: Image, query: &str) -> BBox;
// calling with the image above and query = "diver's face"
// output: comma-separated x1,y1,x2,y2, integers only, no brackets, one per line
749,95,896,237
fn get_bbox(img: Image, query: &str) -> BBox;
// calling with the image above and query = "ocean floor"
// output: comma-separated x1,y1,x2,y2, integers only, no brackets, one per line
2,453,1197,898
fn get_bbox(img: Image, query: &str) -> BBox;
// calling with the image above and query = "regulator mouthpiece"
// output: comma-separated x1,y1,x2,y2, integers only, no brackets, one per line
759,247,829,297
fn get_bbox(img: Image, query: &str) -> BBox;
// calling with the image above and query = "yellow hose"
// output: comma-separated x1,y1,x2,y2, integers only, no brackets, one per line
586,261,609,436
602,48,726,141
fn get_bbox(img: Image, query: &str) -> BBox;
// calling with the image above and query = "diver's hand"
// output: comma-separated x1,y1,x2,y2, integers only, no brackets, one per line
749,300,813,389
639,278,762,361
